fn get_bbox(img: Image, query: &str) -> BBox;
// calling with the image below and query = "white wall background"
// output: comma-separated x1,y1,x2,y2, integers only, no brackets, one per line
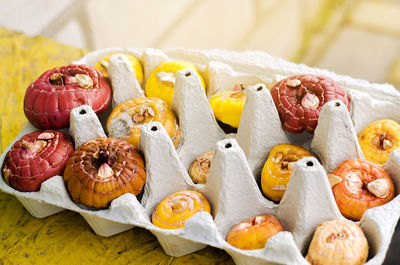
1,0,400,87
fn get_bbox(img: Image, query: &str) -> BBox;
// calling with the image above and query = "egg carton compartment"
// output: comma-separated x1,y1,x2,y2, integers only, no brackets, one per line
206,61,268,99
0,48,400,264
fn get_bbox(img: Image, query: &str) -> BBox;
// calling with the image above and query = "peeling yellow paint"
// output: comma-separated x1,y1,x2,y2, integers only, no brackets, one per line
0,27,86,152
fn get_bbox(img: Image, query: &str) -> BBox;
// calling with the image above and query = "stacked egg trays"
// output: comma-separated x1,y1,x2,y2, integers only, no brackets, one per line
1,47,400,265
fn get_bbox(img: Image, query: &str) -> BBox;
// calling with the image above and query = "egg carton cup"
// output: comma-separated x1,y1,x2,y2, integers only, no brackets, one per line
1,48,400,265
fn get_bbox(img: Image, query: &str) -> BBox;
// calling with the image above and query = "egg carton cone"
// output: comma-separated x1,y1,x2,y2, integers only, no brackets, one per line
350,89,400,134
311,100,365,173
1,48,400,264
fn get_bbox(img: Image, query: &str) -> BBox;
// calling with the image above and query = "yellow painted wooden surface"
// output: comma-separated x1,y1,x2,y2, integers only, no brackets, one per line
0,27,234,265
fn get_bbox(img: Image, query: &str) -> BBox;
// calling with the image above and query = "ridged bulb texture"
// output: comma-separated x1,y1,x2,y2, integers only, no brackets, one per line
271,74,350,133
188,150,214,184
358,119,400,165
226,216,284,250
145,61,206,106
306,220,368,265
261,144,314,202
106,97,180,148
330,159,395,221
63,137,146,209
94,53,144,86
23,64,111,129
209,84,246,128
2,130,74,192
152,190,211,229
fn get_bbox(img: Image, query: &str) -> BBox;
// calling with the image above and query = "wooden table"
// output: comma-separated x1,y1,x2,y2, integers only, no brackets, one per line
0,26,234,265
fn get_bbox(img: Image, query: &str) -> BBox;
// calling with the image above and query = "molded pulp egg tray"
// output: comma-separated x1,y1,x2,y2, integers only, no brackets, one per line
1,48,400,265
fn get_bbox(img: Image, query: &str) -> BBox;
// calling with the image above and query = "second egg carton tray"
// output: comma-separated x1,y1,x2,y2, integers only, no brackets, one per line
1,47,400,265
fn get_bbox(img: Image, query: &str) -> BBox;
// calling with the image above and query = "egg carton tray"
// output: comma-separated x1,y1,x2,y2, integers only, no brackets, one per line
1,47,400,265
